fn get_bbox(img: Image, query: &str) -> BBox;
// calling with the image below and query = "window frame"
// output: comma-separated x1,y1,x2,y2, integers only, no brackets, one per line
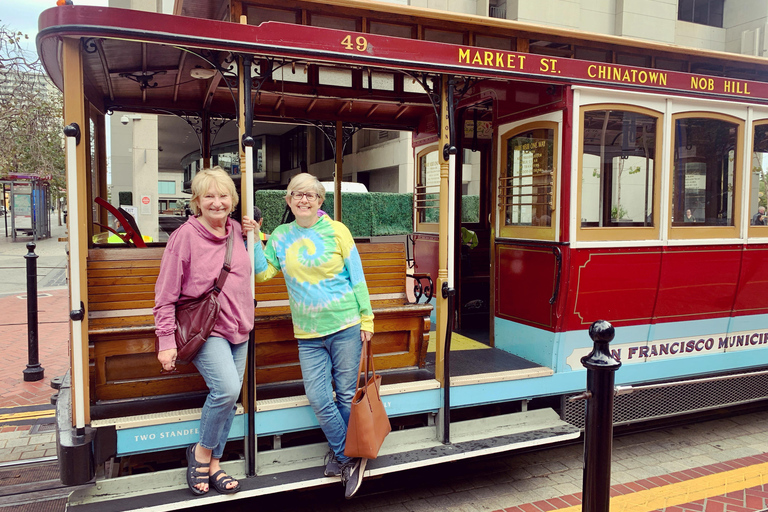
577,104,663,242
668,111,744,240
747,120,768,237
497,120,559,241
414,144,440,233
158,180,176,195
677,0,724,28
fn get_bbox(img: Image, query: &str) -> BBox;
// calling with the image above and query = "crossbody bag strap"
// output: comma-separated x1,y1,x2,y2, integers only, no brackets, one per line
212,229,235,295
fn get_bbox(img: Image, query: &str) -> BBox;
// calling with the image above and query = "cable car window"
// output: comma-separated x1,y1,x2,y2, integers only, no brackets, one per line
749,122,768,233
577,106,661,242
581,110,657,226
671,116,738,228
498,122,557,240
415,146,439,232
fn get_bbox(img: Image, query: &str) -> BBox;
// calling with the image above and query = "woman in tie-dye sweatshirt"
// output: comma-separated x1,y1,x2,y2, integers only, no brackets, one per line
244,173,373,498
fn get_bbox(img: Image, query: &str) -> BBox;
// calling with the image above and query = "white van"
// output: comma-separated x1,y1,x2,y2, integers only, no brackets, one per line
320,181,368,193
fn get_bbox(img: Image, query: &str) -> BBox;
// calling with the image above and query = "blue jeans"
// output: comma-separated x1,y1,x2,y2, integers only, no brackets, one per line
298,325,362,464
193,336,248,459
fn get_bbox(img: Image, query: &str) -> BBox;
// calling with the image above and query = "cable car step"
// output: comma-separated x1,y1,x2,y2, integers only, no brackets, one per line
66,408,579,511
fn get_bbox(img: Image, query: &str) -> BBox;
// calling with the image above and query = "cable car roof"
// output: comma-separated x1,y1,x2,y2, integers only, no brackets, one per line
38,1,768,129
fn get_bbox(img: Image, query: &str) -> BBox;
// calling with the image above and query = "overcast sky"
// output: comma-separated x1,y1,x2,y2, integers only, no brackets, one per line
1,1,174,57
1,0,109,57
2,1,109,39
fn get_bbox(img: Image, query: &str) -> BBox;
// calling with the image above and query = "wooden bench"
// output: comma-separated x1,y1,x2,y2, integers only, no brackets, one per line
86,242,432,410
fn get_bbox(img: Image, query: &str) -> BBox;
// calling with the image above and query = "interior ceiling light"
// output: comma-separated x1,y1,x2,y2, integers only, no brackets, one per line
190,67,216,79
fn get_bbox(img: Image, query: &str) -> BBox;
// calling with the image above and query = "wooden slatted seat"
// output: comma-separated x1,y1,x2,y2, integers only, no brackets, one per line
252,242,432,384
86,242,432,409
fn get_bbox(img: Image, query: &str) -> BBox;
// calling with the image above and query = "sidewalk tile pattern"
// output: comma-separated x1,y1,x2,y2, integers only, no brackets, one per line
500,454,768,512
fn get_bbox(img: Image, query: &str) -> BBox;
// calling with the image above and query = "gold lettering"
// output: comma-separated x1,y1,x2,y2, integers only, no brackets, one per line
659,73,667,86
630,69,637,82
638,70,647,83
496,53,504,68
484,51,493,66
459,48,471,64
623,70,631,82
472,51,483,65
519,55,526,68
588,64,596,78
598,66,606,79
507,54,516,68
724,80,732,93
540,59,550,73
744,82,751,95
691,76,713,90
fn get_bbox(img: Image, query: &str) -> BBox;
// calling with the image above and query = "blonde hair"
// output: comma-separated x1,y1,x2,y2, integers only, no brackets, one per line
286,173,325,203
189,167,239,215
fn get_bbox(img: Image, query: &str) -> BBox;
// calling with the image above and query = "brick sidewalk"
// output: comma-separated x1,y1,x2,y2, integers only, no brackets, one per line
0,287,69,427
499,453,768,512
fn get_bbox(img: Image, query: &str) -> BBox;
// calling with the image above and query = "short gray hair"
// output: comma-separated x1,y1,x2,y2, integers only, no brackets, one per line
286,173,325,203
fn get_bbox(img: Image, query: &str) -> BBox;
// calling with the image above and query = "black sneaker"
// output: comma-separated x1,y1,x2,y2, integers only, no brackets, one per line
340,457,367,499
324,450,341,477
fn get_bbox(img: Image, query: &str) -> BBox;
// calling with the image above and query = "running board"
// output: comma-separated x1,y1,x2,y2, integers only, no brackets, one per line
67,408,580,512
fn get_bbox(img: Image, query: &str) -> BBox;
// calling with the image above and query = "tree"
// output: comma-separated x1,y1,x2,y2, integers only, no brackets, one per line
0,23,66,224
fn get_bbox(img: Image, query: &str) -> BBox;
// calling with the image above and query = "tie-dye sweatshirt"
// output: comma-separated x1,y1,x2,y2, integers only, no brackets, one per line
253,215,374,339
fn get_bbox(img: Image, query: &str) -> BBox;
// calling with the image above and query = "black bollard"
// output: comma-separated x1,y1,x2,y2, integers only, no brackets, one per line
580,320,620,512
23,242,44,382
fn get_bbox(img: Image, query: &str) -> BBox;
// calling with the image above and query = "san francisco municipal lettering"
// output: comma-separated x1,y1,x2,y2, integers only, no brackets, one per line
566,329,767,369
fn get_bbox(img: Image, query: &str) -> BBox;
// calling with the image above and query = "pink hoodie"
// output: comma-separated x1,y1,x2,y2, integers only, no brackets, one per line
153,216,254,352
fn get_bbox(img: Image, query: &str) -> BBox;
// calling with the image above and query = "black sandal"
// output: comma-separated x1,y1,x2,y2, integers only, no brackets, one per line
210,469,241,494
186,444,210,496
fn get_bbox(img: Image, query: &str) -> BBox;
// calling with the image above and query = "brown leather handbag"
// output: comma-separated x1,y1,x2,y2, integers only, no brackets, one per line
173,230,234,364
344,336,391,459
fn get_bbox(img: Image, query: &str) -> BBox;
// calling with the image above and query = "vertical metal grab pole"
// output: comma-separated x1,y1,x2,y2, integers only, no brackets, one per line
241,47,257,477
23,242,44,381
581,320,621,512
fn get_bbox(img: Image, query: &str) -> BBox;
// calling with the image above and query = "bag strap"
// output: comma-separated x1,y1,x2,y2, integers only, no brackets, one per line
212,229,235,296
355,336,376,390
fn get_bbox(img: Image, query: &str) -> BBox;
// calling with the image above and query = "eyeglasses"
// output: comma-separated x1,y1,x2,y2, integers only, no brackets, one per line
290,191,318,201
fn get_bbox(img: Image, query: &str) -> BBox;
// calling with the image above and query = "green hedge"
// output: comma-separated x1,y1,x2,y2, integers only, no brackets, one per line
371,193,413,235
253,190,479,237
462,195,479,223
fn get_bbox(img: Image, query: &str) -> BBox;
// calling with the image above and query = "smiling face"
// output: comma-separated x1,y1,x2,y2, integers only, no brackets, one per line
287,190,323,227
197,184,233,228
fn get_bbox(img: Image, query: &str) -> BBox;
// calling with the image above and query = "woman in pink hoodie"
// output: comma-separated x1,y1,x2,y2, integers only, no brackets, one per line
153,167,254,496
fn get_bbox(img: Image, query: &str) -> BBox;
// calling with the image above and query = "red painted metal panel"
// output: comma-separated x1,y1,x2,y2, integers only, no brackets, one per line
567,248,661,328
412,234,439,285
655,246,741,321
496,245,556,329
734,246,768,316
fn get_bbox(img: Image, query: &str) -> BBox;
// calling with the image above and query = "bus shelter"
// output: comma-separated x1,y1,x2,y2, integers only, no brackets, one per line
1,177,52,242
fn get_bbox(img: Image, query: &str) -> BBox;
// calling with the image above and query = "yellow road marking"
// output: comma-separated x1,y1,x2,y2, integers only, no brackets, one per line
0,409,54,423
556,461,768,512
